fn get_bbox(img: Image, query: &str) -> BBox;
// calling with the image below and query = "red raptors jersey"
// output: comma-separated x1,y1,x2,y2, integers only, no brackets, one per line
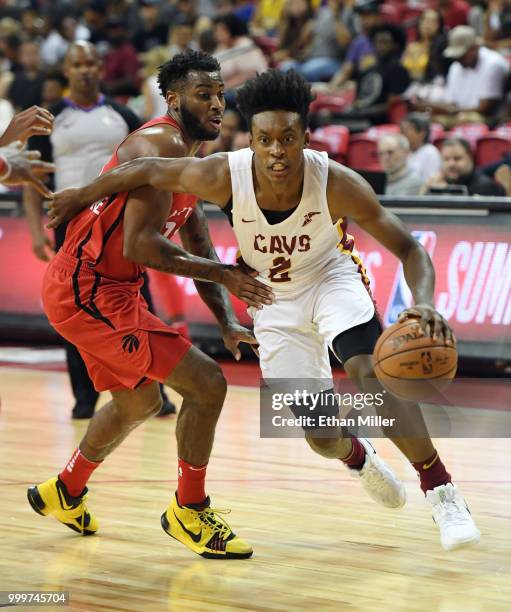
62,115,197,282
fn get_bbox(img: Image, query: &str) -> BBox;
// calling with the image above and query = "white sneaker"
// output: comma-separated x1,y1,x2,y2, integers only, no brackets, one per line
348,438,406,509
426,483,481,551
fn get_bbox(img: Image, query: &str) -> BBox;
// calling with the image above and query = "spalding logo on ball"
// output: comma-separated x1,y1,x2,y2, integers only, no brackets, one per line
373,318,457,401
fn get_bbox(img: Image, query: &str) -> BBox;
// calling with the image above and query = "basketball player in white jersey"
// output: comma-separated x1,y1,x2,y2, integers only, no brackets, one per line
48,70,480,552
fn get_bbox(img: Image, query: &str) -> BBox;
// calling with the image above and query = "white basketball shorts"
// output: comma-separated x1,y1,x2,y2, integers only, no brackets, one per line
250,255,375,383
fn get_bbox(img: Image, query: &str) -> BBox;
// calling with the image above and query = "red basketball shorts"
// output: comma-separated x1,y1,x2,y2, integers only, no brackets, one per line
42,251,191,392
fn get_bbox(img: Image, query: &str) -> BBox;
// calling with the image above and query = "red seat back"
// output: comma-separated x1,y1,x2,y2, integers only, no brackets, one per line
475,134,511,167
347,135,382,170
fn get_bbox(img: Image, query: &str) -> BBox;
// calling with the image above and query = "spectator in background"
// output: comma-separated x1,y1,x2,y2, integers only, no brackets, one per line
313,23,410,128
435,0,471,29
8,40,45,110
328,0,380,91
402,9,447,82
41,71,66,109
415,25,509,125
0,31,22,74
132,0,170,53
102,17,140,101
272,0,315,67
278,0,355,83
200,108,241,155
160,0,212,35
400,113,443,182
250,0,287,36
213,13,267,99
140,46,171,120
40,16,89,67
82,0,109,48
20,8,46,42
167,13,198,57
424,137,506,195
378,133,423,196
484,0,511,50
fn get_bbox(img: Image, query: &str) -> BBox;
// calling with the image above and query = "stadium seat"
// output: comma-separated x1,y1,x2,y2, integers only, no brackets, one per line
309,90,356,114
347,135,382,171
388,98,409,124
495,123,511,137
365,124,400,138
429,122,445,142
449,123,490,148
475,134,511,167
312,125,350,163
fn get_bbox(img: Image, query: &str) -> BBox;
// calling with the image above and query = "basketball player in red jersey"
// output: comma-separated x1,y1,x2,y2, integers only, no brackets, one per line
50,70,481,552
27,51,274,560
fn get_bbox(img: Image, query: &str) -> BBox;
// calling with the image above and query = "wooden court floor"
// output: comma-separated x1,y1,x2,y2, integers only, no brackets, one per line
0,366,510,612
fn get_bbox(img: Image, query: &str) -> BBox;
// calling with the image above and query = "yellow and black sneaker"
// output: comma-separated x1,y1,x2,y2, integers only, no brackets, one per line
27,476,98,536
161,493,253,559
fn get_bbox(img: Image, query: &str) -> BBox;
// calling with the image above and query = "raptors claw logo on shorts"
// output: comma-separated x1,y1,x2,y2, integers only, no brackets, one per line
122,334,140,353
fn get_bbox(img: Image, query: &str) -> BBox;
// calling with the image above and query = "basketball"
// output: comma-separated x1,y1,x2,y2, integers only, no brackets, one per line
373,318,457,400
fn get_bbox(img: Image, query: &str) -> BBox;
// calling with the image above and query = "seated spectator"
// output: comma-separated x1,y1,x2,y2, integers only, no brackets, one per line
139,47,169,120
424,137,506,195
278,0,356,82
213,13,268,97
167,13,198,57
414,26,509,126
435,0,471,29
8,40,45,111
132,0,169,53
327,0,380,91
479,150,511,194
272,0,315,67
82,1,109,47
484,0,511,50
400,113,443,182
402,9,448,82
378,134,423,195
160,0,212,36
250,0,287,36
0,31,22,74
312,23,410,129
41,72,66,109
200,109,242,155
102,17,140,101
40,16,89,67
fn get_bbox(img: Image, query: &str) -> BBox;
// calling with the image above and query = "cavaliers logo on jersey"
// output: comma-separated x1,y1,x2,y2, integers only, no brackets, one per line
302,212,321,227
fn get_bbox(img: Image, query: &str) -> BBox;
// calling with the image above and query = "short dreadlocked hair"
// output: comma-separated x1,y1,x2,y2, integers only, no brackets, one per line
157,50,220,97
236,69,313,131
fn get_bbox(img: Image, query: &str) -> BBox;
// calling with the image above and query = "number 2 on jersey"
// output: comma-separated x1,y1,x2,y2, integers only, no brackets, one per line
269,256,291,282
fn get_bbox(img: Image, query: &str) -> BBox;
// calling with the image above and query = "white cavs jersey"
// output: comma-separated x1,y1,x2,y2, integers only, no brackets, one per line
228,147,368,292
227,147,375,382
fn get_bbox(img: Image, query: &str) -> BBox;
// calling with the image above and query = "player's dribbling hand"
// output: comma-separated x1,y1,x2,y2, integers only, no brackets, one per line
398,303,455,345
222,265,275,309
222,322,259,360
45,187,82,228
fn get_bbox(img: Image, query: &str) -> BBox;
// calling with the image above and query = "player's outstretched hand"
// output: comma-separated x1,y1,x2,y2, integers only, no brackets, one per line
398,303,455,345
222,265,275,309
0,106,54,146
46,187,83,228
0,142,55,197
222,322,259,361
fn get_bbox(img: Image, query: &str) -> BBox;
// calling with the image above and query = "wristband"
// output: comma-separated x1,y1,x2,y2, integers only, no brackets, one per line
0,155,12,181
